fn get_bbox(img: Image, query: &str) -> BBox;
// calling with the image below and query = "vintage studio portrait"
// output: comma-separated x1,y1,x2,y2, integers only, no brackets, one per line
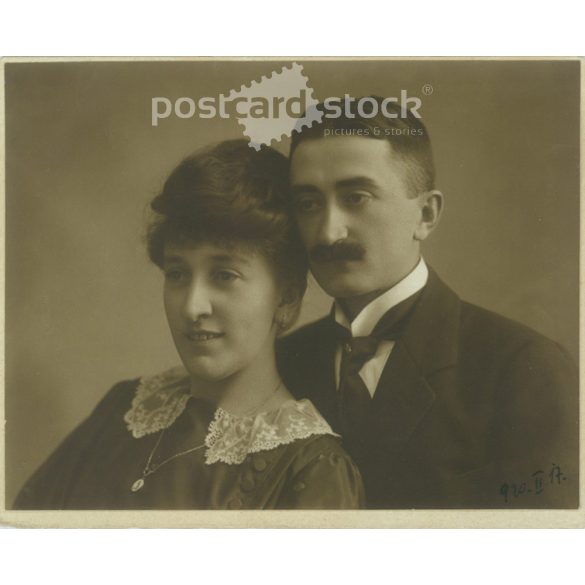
3,59,580,514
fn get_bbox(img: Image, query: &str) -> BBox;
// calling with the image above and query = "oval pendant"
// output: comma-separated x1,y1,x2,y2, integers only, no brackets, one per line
131,478,145,492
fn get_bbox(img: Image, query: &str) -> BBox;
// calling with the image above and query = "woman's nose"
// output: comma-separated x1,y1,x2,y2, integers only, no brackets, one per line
183,281,212,321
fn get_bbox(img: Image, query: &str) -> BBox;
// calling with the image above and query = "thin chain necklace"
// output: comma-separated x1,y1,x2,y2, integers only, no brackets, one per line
130,380,283,493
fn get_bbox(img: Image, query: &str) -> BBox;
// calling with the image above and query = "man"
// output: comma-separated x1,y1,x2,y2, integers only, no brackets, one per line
277,97,578,508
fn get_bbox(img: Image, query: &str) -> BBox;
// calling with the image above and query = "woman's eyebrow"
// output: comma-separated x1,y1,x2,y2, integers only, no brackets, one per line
209,253,251,266
162,254,187,265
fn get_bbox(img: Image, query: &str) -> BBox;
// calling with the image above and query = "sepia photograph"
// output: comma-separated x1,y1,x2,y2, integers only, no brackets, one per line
1,58,581,526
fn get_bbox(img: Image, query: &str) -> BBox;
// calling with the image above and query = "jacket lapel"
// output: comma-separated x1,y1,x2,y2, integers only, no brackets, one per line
370,340,435,444
291,316,340,428
311,320,339,426
368,269,461,445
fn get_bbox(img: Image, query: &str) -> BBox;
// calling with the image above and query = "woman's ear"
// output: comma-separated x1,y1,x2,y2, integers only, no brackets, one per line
274,286,302,334
414,189,444,241
279,288,299,307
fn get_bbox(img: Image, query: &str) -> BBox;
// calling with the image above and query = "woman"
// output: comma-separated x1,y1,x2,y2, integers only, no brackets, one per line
15,139,364,510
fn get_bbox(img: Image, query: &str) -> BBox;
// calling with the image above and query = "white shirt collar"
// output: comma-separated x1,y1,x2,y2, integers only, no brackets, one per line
334,257,429,337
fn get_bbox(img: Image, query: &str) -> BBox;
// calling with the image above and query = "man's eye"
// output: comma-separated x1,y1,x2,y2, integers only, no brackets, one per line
295,197,320,213
345,191,371,206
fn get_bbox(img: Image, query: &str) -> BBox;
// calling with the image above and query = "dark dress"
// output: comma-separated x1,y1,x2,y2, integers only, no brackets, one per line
14,367,365,510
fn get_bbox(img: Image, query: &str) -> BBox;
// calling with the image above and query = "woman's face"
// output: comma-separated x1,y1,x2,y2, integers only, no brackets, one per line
163,240,282,383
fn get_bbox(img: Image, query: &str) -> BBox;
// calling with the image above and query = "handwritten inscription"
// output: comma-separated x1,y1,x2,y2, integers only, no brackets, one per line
500,463,567,503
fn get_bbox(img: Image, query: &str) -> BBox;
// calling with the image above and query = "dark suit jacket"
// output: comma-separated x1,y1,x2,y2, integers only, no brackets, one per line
276,269,579,509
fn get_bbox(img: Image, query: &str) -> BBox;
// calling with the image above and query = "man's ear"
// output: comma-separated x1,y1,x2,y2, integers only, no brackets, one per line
414,190,444,241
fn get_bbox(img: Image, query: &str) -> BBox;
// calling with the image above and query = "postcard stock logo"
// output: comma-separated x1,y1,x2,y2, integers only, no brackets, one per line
151,63,423,149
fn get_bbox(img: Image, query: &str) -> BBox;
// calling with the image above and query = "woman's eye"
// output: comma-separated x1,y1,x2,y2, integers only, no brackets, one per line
213,270,239,283
164,269,189,284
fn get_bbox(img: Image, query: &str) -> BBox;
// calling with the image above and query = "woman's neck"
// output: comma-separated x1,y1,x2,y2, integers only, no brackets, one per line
188,347,290,416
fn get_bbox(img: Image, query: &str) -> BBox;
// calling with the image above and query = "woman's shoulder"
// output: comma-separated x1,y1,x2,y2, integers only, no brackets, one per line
278,413,358,475
13,376,141,509
67,377,142,439
93,377,141,415
123,366,191,438
271,404,365,509
74,368,178,437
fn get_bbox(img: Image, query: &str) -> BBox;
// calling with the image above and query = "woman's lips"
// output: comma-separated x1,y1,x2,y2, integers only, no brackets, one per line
184,330,224,342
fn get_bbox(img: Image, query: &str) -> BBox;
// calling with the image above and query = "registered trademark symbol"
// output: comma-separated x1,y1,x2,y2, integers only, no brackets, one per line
422,83,434,95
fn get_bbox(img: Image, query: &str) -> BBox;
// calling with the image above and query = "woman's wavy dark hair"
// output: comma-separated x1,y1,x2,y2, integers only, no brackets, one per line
146,140,308,328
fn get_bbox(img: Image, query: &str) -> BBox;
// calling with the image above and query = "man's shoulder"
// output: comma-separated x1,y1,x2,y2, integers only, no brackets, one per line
427,268,560,349
448,302,578,392
417,268,575,373
456,299,575,372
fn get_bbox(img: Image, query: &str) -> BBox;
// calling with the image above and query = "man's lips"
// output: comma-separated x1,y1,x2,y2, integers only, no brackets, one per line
312,256,361,264
184,330,224,342
310,243,365,264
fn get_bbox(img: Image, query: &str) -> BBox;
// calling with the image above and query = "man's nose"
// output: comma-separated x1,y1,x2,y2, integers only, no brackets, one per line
317,205,349,245
183,280,212,321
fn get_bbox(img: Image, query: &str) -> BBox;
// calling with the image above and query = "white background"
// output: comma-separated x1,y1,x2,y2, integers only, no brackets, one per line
1,1,584,583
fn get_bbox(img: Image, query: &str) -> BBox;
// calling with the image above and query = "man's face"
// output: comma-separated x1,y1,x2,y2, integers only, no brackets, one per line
290,136,423,303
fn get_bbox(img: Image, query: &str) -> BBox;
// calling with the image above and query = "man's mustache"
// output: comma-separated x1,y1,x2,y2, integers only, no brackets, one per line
310,241,365,263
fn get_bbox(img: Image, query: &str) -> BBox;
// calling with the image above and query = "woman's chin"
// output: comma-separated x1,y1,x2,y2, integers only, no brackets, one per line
182,357,233,386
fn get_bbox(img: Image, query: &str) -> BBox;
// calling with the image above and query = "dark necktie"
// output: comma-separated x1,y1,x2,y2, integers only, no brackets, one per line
334,291,422,452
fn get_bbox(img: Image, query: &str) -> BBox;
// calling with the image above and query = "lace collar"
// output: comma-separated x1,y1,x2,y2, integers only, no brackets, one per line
123,367,338,465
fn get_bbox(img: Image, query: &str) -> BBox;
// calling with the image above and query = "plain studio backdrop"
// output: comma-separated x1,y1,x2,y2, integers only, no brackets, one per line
4,59,580,507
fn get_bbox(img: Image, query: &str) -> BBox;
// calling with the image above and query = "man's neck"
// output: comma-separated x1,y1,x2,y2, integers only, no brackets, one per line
338,258,423,323
338,288,391,323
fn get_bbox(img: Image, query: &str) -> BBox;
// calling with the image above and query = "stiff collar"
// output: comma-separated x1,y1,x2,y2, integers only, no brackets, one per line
334,257,429,336
123,367,338,465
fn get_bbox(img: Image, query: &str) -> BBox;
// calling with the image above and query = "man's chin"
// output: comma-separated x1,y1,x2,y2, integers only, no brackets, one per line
312,271,372,300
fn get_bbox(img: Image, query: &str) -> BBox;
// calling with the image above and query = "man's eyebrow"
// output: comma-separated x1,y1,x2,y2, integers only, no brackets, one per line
290,177,380,196
335,176,380,190
289,184,322,197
